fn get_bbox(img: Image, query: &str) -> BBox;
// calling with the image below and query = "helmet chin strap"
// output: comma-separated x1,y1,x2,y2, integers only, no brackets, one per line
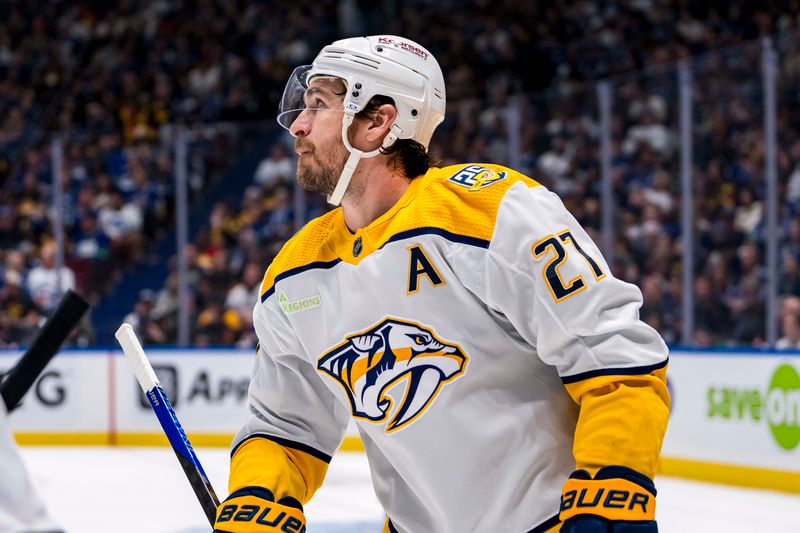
327,112,401,206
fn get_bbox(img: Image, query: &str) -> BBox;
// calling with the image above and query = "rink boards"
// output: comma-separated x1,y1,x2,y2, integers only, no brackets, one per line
1,348,799,492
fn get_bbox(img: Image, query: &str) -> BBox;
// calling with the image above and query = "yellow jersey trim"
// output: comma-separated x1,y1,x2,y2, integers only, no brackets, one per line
229,436,329,504
259,163,540,300
565,365,670,479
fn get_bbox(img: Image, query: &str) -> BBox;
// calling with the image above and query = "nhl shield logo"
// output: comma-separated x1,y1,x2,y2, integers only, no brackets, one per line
318,318,468,433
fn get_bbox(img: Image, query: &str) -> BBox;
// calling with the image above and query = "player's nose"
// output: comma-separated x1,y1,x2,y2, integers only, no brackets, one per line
289,109,312,138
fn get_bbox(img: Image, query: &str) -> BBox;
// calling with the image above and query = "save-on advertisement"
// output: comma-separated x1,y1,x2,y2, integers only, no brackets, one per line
663,352,800,473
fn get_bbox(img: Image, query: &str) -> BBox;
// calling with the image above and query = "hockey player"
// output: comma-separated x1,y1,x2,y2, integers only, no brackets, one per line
214,35,669,533
0,400,62,532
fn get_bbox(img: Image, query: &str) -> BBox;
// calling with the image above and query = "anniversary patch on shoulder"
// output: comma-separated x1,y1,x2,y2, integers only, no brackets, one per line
447,165,507,191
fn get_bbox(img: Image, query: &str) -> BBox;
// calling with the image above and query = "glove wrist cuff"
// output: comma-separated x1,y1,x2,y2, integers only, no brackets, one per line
560,476,656,523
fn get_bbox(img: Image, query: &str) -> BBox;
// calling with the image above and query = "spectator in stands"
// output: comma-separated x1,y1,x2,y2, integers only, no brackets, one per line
622,104,673,158
783,219,800,261
0,269,41,347
634,271,677,342
693,275,732,346
225,262,261,319
254,143,294,188
26,243,75,313
780,251,800,296
8,0,797,347
150,273,180,331
537,135,572,186
777,296,800,349
98,189,143,269
733,189,763,239
788,161,800,209
194,301,227,347
123,289,157,340
70,214,111,294
728,273,766,345
224,262,260,348
259,183,294,240
0,206,17,250
98,190,142,242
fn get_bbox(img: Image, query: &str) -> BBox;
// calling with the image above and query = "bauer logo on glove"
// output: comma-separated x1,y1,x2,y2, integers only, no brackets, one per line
559,466,657,524
214,486,306,533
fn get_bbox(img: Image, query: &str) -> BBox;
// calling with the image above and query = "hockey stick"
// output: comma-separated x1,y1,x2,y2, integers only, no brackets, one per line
115,323,221,526
1,289,90,412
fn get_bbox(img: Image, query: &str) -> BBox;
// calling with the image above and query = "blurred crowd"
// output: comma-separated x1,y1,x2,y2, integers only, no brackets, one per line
2,0,800,348
123,141,323,347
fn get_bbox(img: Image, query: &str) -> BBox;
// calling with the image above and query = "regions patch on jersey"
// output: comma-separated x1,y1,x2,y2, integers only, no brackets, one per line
447,165,507,191
317,318,468,433
278,290,321,315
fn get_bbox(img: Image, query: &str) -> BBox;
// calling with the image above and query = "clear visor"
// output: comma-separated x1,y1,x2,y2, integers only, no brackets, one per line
277,65,348,130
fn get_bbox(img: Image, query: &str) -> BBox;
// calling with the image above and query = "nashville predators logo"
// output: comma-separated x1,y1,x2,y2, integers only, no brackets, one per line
318,318,468,433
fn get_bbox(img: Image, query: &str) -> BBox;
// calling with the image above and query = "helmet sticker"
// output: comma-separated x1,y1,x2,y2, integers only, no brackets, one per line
377,36,429,61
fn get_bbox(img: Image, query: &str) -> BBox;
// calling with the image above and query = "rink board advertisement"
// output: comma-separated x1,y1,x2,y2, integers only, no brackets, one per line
1,348,799,490
0,349,256,446
661,350,800,491
0,353,110,434
113,351,253,435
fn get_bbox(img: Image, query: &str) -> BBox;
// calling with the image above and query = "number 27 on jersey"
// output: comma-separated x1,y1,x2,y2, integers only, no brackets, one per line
532,229,605,303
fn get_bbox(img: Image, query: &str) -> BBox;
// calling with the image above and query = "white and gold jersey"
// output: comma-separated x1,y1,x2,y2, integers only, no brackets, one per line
231,164,670,533
0,402,62,533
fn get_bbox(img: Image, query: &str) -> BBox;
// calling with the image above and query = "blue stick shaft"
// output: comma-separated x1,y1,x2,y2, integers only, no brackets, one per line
146,384,220,526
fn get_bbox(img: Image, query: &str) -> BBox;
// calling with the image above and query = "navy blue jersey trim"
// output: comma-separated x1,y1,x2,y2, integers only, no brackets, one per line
527,513,560,532
560,357,669,385
231,433,332,464
261,259,341,302
387,519,399,533
383,226,490,249
226,485,277,502
260,228,488,302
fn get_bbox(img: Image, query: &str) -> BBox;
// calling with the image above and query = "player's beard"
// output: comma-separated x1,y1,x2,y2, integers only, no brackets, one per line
296,139,349,196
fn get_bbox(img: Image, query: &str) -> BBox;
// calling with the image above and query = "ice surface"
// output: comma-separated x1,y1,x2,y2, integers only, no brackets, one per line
17,447,800,532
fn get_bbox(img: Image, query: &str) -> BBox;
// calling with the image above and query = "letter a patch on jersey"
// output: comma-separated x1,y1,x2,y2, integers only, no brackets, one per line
317,318,468,433
407,244,444,294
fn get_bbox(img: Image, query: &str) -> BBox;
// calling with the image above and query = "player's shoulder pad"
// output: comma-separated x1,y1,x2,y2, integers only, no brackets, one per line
259,210,340,299
411,163,541,241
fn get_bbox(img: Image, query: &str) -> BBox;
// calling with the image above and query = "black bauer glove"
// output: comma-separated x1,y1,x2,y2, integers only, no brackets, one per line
213,486,306,533
559,466,657,532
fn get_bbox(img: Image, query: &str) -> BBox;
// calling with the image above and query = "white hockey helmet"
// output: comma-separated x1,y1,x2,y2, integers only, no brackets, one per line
278,35,446,205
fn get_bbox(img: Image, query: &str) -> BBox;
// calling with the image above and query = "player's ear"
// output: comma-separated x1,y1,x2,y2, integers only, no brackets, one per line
364,104,398,144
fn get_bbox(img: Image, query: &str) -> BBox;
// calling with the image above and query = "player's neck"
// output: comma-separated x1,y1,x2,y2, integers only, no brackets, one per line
340,159,410,232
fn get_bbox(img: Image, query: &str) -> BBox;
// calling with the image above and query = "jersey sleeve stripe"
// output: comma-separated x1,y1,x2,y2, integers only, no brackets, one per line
261,259,342,302
231,433,333,464
383,226,491,249
560,357,669,384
